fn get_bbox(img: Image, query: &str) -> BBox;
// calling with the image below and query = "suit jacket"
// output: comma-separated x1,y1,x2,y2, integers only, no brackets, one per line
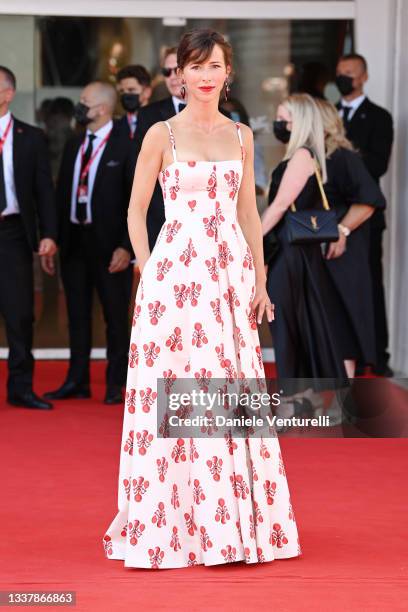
9,117,57,251
133,97,177,251
115,114,137,143
57,121,135,259
337,97,394,229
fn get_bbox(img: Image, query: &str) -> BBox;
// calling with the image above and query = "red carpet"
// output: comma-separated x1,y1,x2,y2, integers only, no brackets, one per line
0,360,407,611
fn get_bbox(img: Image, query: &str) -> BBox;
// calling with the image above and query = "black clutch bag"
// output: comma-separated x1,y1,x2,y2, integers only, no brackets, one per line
286,157,339,245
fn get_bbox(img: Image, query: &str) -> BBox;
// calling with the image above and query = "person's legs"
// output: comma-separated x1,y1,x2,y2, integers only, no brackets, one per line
0,218,34,397
60,229,94,387
369,225,391,374
94,260,132,394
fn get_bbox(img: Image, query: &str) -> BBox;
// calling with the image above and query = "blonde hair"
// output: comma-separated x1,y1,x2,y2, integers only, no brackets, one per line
282,93,327,182
315,98,354,157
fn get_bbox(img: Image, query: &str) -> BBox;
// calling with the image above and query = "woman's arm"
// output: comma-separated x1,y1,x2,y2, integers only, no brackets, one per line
236,125,267,285
261,148,315,235
340,204,374,230
127,122,167,273
236,124,274,323
325,204,373,260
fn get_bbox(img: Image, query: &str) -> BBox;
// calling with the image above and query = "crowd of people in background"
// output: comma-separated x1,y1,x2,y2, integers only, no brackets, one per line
0,45,393,411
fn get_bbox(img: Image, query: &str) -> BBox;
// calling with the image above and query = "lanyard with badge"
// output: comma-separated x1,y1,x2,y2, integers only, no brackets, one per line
0,116,13,156
77,130,112,205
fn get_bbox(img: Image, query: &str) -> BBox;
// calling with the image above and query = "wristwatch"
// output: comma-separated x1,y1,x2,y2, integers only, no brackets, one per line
338,223,351,237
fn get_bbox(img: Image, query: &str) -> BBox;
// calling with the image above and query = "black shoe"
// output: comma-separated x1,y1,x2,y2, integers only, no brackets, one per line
354,365,366,377
104,388,123,405
8,391,53,410
372,364,394,377
43,381,91,400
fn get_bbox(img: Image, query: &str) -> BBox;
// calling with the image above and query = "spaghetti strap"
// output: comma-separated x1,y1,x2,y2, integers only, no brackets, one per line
164,120,177,162
235,122,245,162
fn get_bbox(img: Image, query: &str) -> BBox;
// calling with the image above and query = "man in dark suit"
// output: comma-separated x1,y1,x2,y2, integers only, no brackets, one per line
134,47,186,251
115,64,152,141
44,82,134,404
0,66,57,410
336,53,394,376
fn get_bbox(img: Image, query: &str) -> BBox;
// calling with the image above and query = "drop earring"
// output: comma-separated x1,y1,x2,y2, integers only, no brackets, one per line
224,79,230,101
180,81,186,99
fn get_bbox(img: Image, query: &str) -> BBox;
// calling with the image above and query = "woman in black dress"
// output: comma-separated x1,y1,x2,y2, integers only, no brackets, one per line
261,94,346,386
316,99,385,377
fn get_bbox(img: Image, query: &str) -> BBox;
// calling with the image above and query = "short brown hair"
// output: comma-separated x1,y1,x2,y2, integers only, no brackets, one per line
177,29,232,70
162,46,178,66
338,53,368,73
116,64,151,87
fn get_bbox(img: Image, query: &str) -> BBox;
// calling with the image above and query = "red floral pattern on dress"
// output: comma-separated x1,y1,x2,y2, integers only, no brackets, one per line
224,169,240,199
179,238,197,267
270,523,289,548
148,546,165,568
264,480,277,505
148,300,166,325
136,430,154,455
205,256,219,281
126,389,136,414
124,431,134,455
140,387,157,413
230,473,250,499
166,327,183,352
129,520,145,545
169,169,180,200
207,165,217,199
165,220,182,243
215,498,230,524
156,258,173,281
156,457,168,483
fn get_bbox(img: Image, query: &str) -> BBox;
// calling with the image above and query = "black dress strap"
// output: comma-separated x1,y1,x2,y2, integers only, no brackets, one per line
299,145,315,158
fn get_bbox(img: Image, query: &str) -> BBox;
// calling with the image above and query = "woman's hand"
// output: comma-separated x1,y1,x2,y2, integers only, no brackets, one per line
251,281,275,324
325,234,347,259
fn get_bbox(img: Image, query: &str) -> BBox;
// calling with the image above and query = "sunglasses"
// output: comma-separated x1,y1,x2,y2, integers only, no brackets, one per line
161,67,178,77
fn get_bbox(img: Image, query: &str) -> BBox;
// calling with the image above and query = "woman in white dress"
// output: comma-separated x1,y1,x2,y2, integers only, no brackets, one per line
103,28,301,569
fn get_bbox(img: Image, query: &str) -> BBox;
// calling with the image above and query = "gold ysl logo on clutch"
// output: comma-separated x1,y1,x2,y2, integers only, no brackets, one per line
311,215,318,230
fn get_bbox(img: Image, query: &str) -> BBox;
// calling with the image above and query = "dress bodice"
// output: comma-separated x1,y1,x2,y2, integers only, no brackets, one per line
158,121,245,221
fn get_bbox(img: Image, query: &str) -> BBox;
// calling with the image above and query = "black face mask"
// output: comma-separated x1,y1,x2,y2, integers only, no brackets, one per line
74,102,92,126
273,120,291,144
121,93,141,113
335,74,355,96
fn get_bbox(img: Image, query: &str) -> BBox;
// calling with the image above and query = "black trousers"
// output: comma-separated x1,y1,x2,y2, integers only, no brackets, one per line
0,215,34,395
369,223,390,369
60,224,132,389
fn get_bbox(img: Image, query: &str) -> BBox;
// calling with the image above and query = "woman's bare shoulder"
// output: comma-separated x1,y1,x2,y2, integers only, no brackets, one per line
142,121,170,150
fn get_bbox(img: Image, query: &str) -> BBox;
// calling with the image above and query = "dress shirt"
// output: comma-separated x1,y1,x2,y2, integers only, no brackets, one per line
70,119,113,224
339,94,366,121
0,111,19,215
172,96,186,114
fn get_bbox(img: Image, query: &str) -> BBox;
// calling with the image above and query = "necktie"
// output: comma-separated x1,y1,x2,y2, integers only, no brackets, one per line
0,151,6,214
178,103,186,113
76,133,96,224
342,105,352,125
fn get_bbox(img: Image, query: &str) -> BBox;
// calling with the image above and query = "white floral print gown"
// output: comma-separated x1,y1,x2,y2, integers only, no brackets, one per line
103,121,301,569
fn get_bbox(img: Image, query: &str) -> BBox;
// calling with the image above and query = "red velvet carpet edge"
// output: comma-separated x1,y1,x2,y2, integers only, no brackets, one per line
0,360,407,612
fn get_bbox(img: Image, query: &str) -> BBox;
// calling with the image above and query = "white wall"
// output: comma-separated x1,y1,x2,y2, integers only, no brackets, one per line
0,15,35,123
355,0,408,374
388,0,408,374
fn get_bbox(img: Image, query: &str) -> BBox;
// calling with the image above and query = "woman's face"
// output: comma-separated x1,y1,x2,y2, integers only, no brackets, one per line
276,104,293,130
181,44,230,103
